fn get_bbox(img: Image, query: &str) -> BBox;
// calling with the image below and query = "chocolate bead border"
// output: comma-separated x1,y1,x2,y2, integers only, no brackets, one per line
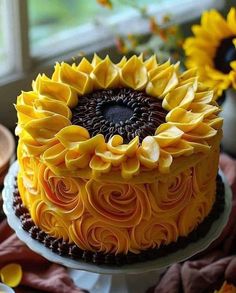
13,174,225,266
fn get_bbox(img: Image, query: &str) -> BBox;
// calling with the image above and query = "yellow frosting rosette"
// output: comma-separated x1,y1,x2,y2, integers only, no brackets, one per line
16,54,222,182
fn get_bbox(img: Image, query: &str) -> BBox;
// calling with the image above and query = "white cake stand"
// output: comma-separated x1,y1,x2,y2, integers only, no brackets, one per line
2,162,232,293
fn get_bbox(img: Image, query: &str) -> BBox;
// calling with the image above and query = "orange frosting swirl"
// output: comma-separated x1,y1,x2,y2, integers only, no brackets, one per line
31,200,70,241
70,214,130,254
38,164,85,220
147,169,194,217
131,217,178,252
83,180,152,227
178,197,210,236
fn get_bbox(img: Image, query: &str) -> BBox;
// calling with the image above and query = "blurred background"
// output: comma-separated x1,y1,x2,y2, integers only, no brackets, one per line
0,0,234,130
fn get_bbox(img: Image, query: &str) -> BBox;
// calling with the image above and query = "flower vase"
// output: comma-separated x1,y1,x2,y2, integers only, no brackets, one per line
221,88,236,157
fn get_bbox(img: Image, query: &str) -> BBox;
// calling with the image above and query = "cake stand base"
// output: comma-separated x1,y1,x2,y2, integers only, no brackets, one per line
69,269,164,293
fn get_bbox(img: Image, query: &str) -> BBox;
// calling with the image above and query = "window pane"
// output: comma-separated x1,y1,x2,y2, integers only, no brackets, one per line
0,0,11,76
28,0,157,54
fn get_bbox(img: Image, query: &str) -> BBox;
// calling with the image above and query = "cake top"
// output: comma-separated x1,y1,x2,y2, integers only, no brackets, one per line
15,54,222,180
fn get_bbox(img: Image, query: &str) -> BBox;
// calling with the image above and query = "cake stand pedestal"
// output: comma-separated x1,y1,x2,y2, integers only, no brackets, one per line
2,162,232,293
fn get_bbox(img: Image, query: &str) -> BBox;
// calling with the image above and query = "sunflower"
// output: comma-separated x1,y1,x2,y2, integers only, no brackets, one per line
184,8,236,97
16,54,221,181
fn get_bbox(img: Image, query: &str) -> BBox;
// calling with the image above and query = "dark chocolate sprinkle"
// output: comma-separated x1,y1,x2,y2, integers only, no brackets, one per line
58,241,70,256
22,218,34,231
37,230,47,243
71,88,167,143
44,235,55,248
70,245,83,259
29,226,40,239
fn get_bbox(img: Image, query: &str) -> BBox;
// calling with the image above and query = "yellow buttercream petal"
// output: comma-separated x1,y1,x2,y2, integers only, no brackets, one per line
138,53,144,62
15,104,47,125
16,98,71,126
155,124,184,147
42,143,67,165
91,56,119,89
34,97,72,119
24,115,70,144
52,62,61,81
17,91,37,106
0,263,22,288
194,91,214,104
96,149,125,166
144,55,158,72
116,56,127,68
59,62,92,95
205,114,223,129
179,77,198,92
137,136,160,168
183,122,217,141
76,135,106,154
56,125,90,149
19,136,57,156
90,155,111,175
162,83,195,111
163,140,194,157
107,135,139,156
120,55,148,90
146,65,178,98
188,141,210,153
166,108,204,132
180,68,198,81
158,150,173,173
33,74,78,108
77,57,94,74
65,149,91,169
189,103,219,117
122,156,140,179
148,60,171,80
92,53,102,67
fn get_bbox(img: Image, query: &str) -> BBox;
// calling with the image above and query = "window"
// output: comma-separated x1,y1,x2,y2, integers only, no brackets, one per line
28,0,157,59
0,0,14,76
0,0,225,130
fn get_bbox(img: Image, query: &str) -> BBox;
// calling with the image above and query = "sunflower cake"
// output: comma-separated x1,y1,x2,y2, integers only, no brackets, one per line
14,54,224,265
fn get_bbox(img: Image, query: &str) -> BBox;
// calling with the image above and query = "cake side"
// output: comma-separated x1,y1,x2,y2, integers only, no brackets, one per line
13,171,225,265
16,134,220,255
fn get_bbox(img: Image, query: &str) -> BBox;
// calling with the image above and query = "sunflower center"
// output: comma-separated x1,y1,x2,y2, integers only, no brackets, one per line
71,88,167,143
102,102,134,124
214,36,236,74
